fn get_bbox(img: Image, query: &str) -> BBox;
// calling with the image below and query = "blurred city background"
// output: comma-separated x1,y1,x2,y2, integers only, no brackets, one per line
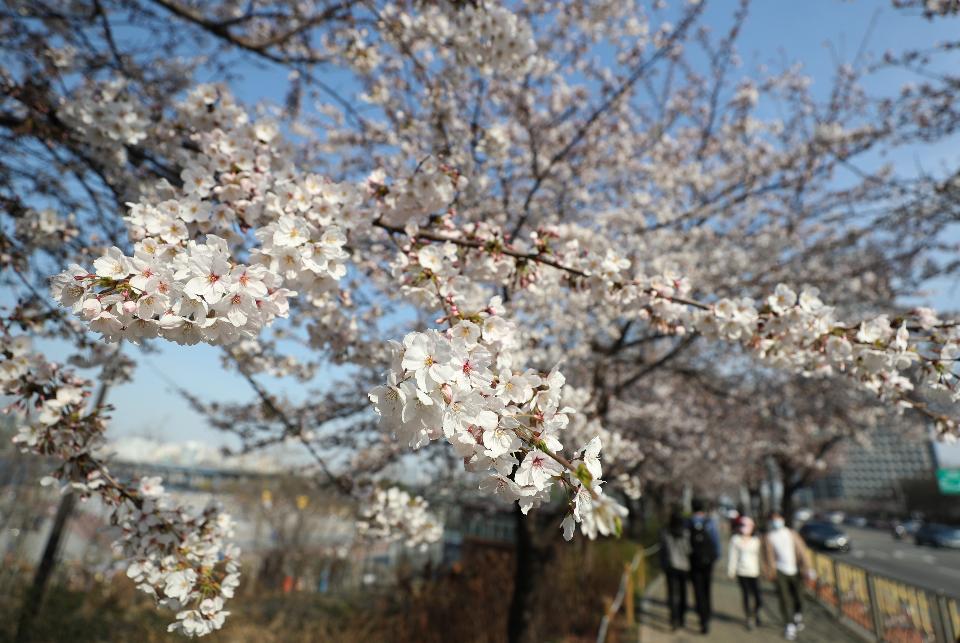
2,415,959,641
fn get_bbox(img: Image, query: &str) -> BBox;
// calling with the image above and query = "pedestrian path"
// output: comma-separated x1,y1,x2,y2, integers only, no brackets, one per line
636,572,861,642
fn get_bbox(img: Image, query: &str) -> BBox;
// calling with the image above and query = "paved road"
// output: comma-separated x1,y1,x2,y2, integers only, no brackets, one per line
822,526,960,595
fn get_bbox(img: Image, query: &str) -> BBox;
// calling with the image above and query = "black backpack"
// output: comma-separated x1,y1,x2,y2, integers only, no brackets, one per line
689,520,716,567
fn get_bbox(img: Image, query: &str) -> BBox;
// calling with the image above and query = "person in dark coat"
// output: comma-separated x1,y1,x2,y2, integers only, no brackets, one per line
687,498,720,634
659,509,691,631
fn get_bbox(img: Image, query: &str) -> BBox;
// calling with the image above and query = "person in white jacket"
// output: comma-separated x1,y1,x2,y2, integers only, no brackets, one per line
727,516,763,630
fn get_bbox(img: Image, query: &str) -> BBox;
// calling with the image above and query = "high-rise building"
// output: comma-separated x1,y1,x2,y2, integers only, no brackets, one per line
810,426,935,508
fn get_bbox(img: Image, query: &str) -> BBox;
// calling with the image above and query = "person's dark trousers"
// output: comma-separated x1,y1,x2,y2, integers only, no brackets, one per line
737,575,762,620
775,570,803,625
689,564,714,631
665,568,688,628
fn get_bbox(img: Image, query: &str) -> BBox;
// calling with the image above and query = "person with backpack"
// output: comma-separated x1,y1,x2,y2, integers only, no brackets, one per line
688,498,720,635
659,509,692,631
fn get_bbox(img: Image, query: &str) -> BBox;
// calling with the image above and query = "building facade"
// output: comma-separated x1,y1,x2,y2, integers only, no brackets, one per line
810,426,935,510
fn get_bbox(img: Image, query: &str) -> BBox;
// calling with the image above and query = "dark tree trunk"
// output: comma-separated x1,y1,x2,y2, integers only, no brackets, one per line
645,483,669,526
16,491,76,642
626,496,646,539
507,505,536,643
747,484,762,520
777,458,811,529
506,506,558,643
257,549,286,590
781,485,798,529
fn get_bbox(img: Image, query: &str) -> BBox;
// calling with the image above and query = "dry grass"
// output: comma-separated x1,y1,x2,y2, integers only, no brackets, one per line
0,538,651,643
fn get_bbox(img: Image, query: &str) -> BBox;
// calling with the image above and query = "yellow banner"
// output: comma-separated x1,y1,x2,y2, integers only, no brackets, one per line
813,553,838,607
947,597,959,642
836,561,873,632
871,575,936,642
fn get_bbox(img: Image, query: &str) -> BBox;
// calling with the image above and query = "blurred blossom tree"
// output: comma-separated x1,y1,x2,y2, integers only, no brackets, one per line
2,0,960,639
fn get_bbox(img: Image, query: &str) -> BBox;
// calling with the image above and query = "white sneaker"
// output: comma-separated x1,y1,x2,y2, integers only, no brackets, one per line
794,612,805,631
785,623,798,640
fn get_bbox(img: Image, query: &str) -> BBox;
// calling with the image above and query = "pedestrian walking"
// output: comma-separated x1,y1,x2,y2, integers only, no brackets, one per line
688,498,720,635
763,511,813,640
727,516,763,630
659,510,691,631
729,502,747,533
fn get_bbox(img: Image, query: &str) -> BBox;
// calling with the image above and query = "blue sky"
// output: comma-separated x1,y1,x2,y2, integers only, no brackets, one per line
28,2,960,464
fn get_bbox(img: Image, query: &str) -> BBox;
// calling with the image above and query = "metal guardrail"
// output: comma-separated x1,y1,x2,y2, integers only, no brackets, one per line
596,543,661,643
803,550,960,642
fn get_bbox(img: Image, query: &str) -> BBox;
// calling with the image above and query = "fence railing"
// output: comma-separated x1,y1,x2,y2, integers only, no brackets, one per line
803,550,960,642
596,543,660,643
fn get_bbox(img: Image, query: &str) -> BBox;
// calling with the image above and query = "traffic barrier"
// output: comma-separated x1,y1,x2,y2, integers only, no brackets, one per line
803,550,959,642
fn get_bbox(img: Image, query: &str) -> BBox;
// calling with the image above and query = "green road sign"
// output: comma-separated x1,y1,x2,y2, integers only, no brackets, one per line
936,469,960,495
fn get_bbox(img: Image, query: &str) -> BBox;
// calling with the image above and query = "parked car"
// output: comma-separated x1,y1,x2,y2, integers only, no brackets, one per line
800,521,851,552
793,508,814,526
844,515,868,528
914,523,960,549
893,519,922,540
823,511,845,525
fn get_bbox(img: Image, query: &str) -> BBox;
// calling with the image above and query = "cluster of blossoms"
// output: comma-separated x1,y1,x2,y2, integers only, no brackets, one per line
694,285,956,429
2,336,93,457
448,3,537,75
50,236,292,345
58,79,150,163
224,338,318,378
469,225,959,434
381,1,537,77
121,487,240,637
50,86,362,346
368,302,627,540
658,290,951,431
897,0,960,16
384,224,520,314
339,27,383,73
1,333,240,637
355,486,443,551
371,160,467,226
562,387,645,501
13,208,78,250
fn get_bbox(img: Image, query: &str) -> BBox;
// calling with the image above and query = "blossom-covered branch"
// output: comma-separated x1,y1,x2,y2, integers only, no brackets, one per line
356,486,444,550
369,304,627,541
377,221,959,434
0,332,239,636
